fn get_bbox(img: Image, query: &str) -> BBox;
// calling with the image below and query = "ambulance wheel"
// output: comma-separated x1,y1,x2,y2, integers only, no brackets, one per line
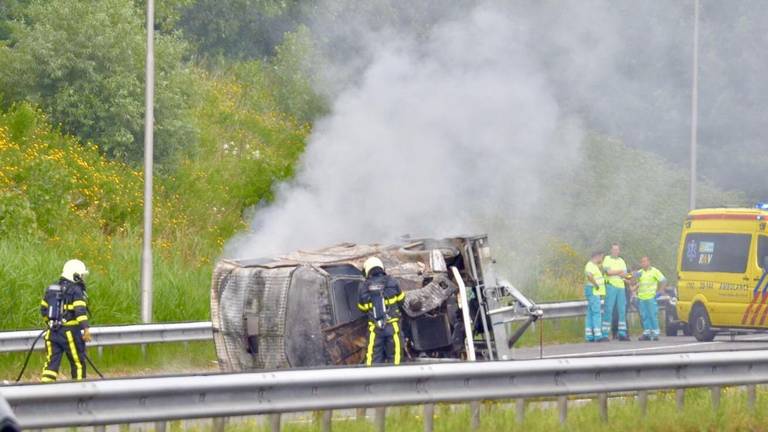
690,304,715,342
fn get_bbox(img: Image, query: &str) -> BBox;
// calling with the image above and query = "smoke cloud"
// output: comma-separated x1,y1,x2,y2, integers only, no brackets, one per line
228,2,584,261
228,1,763,283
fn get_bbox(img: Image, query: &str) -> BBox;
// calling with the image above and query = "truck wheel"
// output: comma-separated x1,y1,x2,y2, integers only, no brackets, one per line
665,305,679,336
690,304,715,342
665,317,678,336
682,323,692,336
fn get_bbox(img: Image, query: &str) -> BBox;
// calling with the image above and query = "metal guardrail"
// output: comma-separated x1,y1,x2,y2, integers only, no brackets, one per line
492,295,671,323
0,295,673,353
0,322,213,353
2,349,768,429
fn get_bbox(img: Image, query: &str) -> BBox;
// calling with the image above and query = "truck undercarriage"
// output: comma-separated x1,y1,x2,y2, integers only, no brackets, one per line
210,235,542,371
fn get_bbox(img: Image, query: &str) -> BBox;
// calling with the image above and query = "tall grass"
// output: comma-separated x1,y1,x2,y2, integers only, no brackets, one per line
0,234,211,330
0,234,217,381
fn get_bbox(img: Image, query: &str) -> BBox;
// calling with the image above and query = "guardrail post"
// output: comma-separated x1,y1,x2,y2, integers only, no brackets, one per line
676,389,685,411
710,386,721,410
515,399,525,424
212,417,227,432
154,421,167,432
748,385,757,410
598,393,608,422
374,407,386,432
423,404,434,432
470,401,480,430
637,391,648,417
94,426,106,432
356,408,366,420
321,410,332,432
558,396,567,424
269,413,281,432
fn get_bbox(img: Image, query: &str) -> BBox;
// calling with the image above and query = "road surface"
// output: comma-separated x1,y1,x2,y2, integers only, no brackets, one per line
511,333,768,360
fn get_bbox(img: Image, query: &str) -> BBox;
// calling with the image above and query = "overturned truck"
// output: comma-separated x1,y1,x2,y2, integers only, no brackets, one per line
210,235,541,371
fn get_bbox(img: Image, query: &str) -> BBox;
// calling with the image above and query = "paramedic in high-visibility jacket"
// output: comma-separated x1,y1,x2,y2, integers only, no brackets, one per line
357,256,405,366
584,251,608,342
632,256,667,341
602,243,630,341
39,259,92,382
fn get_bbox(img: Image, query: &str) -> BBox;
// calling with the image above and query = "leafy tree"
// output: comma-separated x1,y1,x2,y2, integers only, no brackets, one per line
178,0,309,59
132,0,195,32
0,0,196,163
0,0,29,42
226,27,327,124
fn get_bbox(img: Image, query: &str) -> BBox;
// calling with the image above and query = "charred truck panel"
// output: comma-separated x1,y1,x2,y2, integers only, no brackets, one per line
210,235,538,371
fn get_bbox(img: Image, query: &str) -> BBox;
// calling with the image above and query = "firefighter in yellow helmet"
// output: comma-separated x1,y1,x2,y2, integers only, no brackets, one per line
39,259,92,382
357,257,405,366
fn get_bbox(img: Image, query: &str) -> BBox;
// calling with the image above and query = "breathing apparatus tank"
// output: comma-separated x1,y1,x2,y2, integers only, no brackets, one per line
45,284,65,328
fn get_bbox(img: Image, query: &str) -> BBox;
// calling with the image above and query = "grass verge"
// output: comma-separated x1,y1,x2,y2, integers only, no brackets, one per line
161,387,768,432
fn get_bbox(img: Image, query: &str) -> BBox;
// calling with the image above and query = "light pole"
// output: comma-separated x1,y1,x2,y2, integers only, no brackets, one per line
141,0,155,324
689,0,700,211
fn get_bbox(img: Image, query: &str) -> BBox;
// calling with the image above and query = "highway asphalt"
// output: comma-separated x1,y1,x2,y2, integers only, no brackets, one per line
510,333,768,360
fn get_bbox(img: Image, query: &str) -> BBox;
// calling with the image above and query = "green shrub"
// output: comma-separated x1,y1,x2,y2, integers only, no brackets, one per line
0,0,196,163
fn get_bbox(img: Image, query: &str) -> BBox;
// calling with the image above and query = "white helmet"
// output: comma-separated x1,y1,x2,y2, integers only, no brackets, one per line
363,256,384,277
61,259,89,283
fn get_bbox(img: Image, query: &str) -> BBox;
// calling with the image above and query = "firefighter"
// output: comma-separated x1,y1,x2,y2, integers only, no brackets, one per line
584,251,608,342
632,256,667,341
357,257,405,366
602,243,630,341
40,259,92,382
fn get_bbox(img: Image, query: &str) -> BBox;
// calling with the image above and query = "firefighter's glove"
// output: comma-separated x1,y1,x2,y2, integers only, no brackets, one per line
82,328,93,343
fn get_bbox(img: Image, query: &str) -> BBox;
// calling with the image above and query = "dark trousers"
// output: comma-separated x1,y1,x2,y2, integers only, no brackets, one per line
365,320,403,366
41,327,86,382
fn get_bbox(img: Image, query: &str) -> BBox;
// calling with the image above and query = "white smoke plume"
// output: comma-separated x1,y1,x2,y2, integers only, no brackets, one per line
228,2,587,261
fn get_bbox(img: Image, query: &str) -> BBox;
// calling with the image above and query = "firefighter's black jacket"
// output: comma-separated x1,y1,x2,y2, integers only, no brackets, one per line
357,270,404,323
40,278,90,330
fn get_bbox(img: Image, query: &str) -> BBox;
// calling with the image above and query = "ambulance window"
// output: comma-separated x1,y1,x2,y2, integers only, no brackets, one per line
681,233,751,273
759,236,768,270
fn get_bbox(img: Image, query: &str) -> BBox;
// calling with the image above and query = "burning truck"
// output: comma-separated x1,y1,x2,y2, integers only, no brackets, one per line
210,235,541,371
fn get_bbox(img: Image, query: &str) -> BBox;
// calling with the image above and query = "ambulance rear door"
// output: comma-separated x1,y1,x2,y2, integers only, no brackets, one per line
679,231,753,327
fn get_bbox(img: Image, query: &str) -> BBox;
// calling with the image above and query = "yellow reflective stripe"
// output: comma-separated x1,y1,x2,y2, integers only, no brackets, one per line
384,292,405,305
64,305,75,310
41,376,56,383
72,300,87,308
63,321,82,327
365,327,376,367
66,331,83,380
76,315,88,322
357,302,372,311
42,333,53,380
392,321,401,365
42,370,58,379
40,300,49,307
387,317,400,323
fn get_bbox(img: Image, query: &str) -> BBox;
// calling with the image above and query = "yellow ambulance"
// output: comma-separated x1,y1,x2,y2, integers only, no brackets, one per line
675,206,768,341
